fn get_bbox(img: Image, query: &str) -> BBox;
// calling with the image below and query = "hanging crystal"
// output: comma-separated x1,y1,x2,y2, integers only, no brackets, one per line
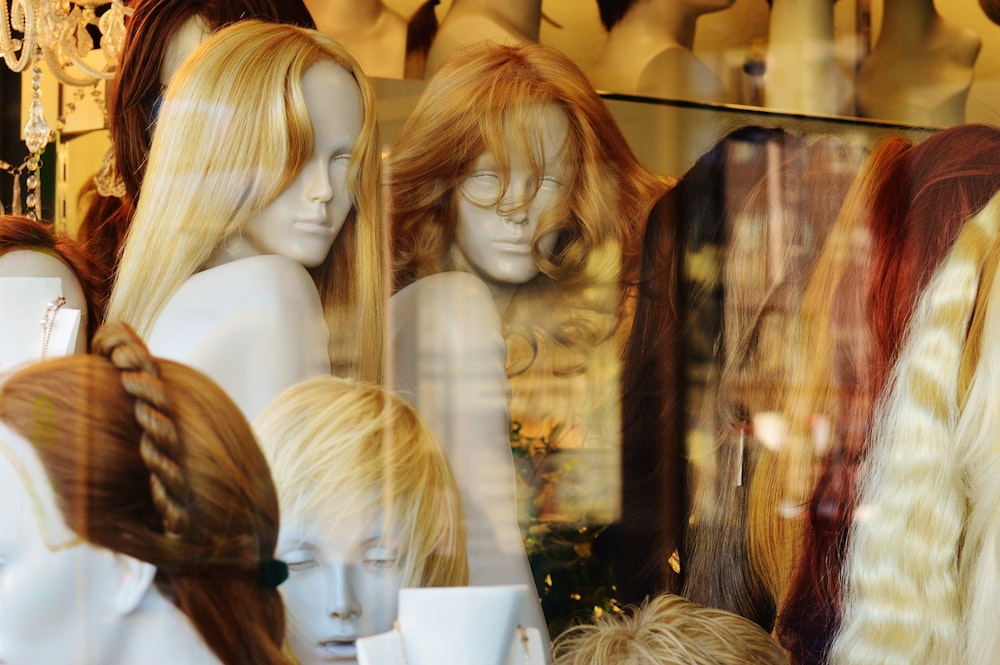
23,55,50,154
11,171,22,216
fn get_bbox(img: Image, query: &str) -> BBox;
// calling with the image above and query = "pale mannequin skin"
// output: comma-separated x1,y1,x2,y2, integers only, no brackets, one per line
0,250,88,355
148,61,362,420
278,507,404,665
587,0,734,102
0,422,221,665
303,0,407,79
856,0,981,127
390,104,570,657
424,0,541,78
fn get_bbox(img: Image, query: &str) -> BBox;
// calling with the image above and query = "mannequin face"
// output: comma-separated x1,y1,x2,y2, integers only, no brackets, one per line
0,425,126,665
241,61,364,269
278,504,405,665
453,104,571,286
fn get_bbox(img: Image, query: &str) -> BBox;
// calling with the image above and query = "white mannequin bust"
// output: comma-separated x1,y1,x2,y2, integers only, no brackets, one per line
424,0,541,78
389,104,571,654
587,0,734,102
144,60,361,419
856,0,981,127
304,0,407,79
0,421,222,665
0,250,87,369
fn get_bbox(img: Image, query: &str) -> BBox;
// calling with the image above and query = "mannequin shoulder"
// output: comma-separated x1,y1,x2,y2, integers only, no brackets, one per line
179,255,320,310
391,271,502,331
150,255,325,347
637,48,725,102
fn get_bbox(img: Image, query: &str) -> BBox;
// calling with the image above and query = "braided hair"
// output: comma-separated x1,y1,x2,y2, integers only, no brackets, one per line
0,321,292,665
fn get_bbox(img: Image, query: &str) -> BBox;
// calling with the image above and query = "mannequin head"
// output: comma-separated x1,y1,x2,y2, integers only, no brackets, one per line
253,376,468,665
109,0,315,206
551,594,787,664
390,41,665,293
0,215,107,348
108,20,387,381
0,321,291,665
981,0,1000,24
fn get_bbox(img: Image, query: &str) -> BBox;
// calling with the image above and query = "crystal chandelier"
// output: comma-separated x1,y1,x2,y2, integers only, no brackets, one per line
0,1,129,218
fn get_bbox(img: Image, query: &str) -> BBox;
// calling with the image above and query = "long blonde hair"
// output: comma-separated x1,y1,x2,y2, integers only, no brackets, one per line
107,20,386,381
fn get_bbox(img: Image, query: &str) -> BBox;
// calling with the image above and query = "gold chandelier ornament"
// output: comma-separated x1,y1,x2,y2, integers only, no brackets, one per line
0,1,129,218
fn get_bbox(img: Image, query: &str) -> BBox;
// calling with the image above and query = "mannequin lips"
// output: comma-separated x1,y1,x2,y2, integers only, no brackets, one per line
317,638,357,660
293,219,336,236
492,240,532,254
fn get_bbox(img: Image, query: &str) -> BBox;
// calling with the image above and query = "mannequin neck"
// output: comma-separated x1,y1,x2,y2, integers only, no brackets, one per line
878,0,941,42
447,0,542,41
115,588,221,665
610,0,701,51
302,0,407,77
303,0,386,32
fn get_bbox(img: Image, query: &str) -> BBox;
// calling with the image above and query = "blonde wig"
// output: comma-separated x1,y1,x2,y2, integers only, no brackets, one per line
551,594,787,665
107,20,386,382
748,136,890,616
252,376,468,589
829,191,1000,665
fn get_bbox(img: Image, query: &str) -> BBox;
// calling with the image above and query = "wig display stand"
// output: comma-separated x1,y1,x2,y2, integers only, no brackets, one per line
356,586,547,665
0,277,81,374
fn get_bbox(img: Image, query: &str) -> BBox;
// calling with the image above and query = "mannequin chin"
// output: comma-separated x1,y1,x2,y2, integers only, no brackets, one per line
0,422,219,665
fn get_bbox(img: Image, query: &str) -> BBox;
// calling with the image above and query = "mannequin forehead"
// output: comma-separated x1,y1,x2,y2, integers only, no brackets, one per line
484,104,572,170
0,249,88,319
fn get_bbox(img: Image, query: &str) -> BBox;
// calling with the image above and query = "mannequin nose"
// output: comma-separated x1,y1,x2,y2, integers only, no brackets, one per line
499,179,532,224
325,563,362,620
307,162,335,204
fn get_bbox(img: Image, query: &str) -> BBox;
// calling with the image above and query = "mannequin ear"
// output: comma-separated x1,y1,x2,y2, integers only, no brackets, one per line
113,553,157,616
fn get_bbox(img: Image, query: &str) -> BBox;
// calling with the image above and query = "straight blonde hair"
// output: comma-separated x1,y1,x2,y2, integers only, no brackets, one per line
107,20,386,381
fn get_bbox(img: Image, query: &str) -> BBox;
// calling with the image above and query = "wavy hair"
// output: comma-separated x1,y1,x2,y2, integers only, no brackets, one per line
0,321,291,665
829,191,1000,665
551,593,787,665
253,375,468,589
389,40,666,293
769,124,1000,665
107,20,386,381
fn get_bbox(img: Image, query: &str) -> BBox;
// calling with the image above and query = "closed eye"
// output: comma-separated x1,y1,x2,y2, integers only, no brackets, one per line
361,546,399,571
282,546,320,572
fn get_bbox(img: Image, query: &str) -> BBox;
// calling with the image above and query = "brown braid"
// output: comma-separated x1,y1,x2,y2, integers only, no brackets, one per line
92,321,190,538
